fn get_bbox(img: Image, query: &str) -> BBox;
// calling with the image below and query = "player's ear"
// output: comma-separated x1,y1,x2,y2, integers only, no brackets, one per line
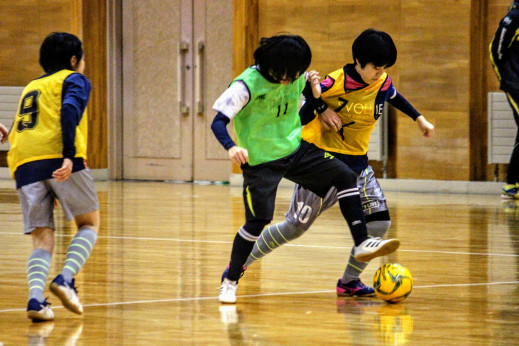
70,56,78,69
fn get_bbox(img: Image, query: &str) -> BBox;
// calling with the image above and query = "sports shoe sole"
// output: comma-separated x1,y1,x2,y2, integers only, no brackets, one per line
50,282,83,315
354,239,400,262
337,290,376,297
219,297,237,304
27,310,55,322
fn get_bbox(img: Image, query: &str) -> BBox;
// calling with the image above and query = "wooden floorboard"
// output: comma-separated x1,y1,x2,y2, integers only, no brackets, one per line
0,180,518,345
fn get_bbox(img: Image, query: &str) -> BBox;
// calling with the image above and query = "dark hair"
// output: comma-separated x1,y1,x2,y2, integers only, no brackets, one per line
352,29,397,68
39,32,84,73
254,34,312,83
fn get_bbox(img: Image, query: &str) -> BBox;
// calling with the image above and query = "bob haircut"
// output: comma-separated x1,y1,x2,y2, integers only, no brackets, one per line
352,29,397,68
254,34,312,83
39,32,84,74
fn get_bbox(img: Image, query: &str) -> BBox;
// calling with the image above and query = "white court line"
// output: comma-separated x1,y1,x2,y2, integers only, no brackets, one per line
1,231,518,258
1,281,518,314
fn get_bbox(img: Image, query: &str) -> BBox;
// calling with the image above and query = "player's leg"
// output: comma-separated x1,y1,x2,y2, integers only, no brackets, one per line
48,170,99,314
503,91,519,198
338,167,391,296
18,182,56,322
220,163,282,303
287,142,399,262
244,184,337,267
338,213,390,297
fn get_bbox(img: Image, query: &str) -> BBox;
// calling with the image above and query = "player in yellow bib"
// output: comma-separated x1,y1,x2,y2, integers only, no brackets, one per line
244,29,435,297
8,33,100,322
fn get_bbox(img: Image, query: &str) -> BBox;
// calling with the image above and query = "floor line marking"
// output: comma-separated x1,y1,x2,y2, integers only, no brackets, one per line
1,281,518,313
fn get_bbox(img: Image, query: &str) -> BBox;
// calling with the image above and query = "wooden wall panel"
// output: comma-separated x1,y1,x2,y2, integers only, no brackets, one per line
0,0,82,86
397,0,470,180
470,0,489,181
233,0,258,77
82,0,108,168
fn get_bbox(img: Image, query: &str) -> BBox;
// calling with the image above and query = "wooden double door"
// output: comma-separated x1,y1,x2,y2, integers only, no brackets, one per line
121,0,233,181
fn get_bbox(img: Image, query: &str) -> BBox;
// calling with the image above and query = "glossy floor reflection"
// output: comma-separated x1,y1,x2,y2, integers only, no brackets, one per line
0,180,518,345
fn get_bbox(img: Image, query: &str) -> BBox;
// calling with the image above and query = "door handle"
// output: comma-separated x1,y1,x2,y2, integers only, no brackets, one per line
179,41,190,115
195,41,205,114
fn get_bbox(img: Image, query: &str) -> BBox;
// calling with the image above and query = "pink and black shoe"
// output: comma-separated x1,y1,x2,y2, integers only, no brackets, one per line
336,278,376,297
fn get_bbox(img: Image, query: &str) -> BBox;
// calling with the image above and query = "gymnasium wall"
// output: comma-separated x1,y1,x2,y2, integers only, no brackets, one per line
0,0,513,181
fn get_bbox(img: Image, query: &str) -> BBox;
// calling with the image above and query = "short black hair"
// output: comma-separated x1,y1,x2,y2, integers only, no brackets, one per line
39,32,84,73
254,34,312,83
352,29,397,68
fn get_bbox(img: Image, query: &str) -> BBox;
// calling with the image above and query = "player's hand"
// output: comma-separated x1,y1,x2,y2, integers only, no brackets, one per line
0,123,8,144
228,146,248,165
416,115,435,138
52,158,73,182
318,108,342,132
308,70,321,99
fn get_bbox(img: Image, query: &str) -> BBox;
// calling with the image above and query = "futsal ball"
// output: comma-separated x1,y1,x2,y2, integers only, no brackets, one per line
373,263,413,303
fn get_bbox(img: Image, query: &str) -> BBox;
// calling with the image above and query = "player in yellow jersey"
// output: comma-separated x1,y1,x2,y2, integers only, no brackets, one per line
244,29,435,297
7,32,100,322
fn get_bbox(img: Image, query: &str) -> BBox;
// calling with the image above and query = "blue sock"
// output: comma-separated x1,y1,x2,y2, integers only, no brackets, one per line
61,227,98,282
27,248,52,301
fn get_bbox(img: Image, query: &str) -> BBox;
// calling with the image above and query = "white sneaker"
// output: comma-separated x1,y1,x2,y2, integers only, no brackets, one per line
219,278,238,304
50,275,83,314
353,237,400,262
27,298,55,322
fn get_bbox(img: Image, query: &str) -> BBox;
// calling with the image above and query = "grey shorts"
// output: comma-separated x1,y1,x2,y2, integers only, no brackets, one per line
17,169,99,234
285,165,387,230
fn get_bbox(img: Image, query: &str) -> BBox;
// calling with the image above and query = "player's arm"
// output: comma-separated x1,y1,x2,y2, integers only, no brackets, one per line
490,12,519,77
211,82,249,165
301,72,327,118
211,112,248,165
0,122,8,144
388,92,434,137
53,73,91,181
300,75,341,131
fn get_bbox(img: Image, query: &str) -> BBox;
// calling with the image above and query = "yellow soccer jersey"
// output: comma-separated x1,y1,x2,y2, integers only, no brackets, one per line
7,69,88,177
302,65,395,155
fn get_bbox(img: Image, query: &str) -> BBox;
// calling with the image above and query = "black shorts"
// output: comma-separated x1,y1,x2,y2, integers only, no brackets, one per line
241,140,353,223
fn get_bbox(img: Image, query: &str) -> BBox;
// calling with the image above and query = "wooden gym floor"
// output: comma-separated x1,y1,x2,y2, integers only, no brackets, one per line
0,180,518,345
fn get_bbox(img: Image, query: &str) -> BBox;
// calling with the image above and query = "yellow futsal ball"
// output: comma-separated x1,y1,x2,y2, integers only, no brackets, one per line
373,263,413,303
